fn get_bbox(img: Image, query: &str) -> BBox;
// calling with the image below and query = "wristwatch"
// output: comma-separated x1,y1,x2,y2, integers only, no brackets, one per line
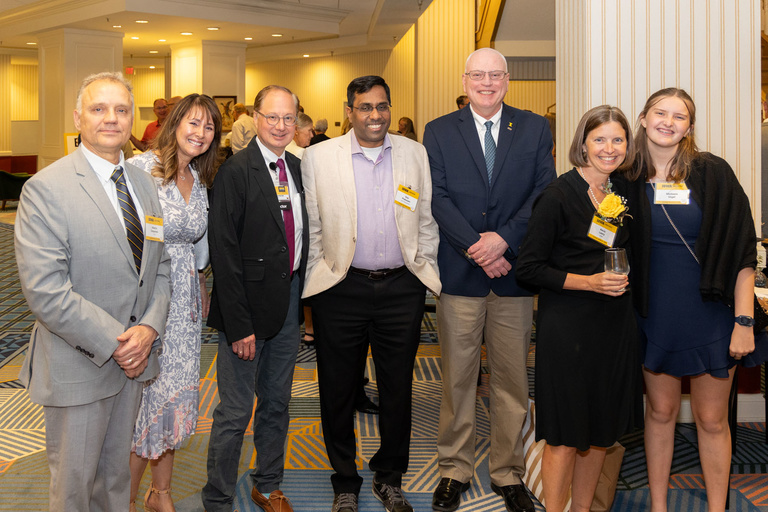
735,315,755,327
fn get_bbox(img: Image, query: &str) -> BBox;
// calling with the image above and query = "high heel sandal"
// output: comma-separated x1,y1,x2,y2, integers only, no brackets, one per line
129,501,137,512
144,483,172,512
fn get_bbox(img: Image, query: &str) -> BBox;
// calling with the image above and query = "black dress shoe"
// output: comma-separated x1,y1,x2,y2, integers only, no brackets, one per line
432,477,469,512
354,397,379,414
490,483,534,512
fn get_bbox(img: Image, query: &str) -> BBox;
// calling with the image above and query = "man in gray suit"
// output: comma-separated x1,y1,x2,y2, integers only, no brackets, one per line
14,71,171,512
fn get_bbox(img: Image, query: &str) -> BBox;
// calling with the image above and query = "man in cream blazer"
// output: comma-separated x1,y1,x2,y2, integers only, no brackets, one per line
15,72,170,512
302,75,439,512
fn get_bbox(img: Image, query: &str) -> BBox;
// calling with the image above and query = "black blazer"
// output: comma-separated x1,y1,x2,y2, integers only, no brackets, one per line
207,137,309,342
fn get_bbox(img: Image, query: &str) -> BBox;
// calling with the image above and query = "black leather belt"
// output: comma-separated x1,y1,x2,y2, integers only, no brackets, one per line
349,265,407,280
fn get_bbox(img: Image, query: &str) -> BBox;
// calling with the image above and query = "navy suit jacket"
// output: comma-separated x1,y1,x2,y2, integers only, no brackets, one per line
423,103,555,297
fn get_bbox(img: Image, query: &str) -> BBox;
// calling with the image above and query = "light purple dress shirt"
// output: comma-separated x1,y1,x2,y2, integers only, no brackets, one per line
349,132,405,271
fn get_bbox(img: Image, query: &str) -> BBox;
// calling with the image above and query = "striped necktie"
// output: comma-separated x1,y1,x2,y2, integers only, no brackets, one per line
110,166,143,273
484,120,496,184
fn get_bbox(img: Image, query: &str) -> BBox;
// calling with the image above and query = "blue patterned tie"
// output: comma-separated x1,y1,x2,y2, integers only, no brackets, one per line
484,120,495,184
110,166,143,273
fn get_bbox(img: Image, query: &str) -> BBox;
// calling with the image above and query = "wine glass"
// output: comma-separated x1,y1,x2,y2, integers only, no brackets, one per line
605,248,630,292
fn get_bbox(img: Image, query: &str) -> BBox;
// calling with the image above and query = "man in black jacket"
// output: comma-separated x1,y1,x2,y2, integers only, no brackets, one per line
202,85,308,512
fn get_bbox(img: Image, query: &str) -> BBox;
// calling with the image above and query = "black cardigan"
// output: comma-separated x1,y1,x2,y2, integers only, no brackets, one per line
628,153,757,317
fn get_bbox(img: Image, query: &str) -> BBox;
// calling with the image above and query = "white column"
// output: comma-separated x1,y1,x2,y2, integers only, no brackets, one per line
0,54,11,156
556,0,761,224
171,41,245,101
37,29,123,167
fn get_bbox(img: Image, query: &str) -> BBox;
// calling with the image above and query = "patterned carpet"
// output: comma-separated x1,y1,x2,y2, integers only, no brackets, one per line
0,217,766,511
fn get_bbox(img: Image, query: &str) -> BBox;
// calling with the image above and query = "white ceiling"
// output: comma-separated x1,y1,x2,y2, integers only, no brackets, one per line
0,0,556,62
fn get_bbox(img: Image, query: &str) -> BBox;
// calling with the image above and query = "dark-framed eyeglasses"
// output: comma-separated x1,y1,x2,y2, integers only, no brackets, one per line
464,70,509,81
256,111,298,127
351,103,391,114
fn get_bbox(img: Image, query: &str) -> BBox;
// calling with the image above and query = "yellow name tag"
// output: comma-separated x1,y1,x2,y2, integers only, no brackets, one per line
587,215,618,247
275,185,290,202
654,182,690,204
394,185,419,212
145,215,164,242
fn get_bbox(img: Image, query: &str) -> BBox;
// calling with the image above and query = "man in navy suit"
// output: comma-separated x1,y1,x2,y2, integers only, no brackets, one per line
423,48,555,512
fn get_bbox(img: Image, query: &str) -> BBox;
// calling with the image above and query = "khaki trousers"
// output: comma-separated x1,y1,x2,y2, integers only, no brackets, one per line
436,292,533,486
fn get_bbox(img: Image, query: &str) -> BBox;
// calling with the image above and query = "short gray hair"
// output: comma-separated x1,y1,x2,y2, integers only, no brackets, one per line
76,72,134,114
315,118,328,132
296,112,313,130
464,48,508,73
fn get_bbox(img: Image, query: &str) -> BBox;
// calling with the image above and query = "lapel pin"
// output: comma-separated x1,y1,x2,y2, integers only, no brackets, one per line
507,122,513,130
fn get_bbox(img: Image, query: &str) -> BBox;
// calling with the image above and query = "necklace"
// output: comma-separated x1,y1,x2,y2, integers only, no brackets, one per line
578,167,610,208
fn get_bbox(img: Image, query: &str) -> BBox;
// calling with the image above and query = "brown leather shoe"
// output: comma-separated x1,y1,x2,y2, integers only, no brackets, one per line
251,488,294,512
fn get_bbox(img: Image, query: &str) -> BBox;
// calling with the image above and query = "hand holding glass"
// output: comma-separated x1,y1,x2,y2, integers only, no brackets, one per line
605,248,629,292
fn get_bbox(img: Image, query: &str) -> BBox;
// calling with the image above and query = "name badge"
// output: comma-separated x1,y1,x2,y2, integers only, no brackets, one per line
145,215,164,242
395,185,419,212
587,215,618,247
654,182,690,204
275,185,292,211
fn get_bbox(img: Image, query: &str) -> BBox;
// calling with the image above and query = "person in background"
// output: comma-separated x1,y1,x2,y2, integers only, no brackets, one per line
167,96,183,113
126,93,220,512
15,71,171,511
310,118,331,145
628,87,758,512
286,112,314,159
516,105,642,512
398,117,418,141
456,95,469,110
131,98,169,152
423,47,555,512
231,103,257,154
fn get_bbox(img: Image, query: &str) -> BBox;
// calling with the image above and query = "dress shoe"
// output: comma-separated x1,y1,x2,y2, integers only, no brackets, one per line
372,479,413,512
332,492,358,512
354,397,380,414
490,483,535,512
251,487,294,512
432,477,469,511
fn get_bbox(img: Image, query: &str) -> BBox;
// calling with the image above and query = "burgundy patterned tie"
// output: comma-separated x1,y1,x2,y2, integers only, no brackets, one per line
276,158,295,275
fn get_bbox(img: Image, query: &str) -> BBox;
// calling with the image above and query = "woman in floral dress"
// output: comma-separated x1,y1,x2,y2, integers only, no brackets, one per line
127,94,221,512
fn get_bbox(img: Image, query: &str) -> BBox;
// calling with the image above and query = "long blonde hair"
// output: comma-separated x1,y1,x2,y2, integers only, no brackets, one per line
629,87,698,182
150,94,222,188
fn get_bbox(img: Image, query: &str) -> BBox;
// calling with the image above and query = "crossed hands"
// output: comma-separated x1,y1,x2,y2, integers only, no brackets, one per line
113,325,158,378
468,232,511,278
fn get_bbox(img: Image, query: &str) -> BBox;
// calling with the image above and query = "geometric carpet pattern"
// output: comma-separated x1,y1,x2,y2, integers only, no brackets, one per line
0,220,766,511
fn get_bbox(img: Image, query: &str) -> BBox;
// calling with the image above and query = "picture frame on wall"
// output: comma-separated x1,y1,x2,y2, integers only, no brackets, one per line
214,96,238,132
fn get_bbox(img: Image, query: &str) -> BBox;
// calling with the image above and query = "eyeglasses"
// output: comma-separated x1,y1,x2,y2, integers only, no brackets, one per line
256,111,297,127
465,70,509,81
351,103,391,114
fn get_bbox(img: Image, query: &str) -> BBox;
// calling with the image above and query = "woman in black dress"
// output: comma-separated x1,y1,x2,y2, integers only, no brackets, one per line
517,105,642,512
628,88,756,512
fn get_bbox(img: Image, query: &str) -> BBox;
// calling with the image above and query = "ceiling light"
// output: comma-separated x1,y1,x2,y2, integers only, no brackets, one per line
272,34,283,37
149,50,158,54
158,39,166,42
149,66,156,69
131,36,139,40
303,54,309,58
26,42,36,45
180,32,193,36
244,37,253,41
113,25,122,28
135,20,149,24
207,27,219,31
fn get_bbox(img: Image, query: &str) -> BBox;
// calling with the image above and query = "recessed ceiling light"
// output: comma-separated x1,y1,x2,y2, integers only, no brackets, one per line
149,66,156,69
272,34,283,37
158,39,166,42
207,27,219,31
131,36,139,40
180,32,193,36
303,54,309,58
135,20,149,24
244,37,253,41
26,42,36,45
113,25,122,28
149,50,158,54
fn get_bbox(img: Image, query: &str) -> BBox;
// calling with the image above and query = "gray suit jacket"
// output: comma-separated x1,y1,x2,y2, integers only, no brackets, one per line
15,146,171,407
